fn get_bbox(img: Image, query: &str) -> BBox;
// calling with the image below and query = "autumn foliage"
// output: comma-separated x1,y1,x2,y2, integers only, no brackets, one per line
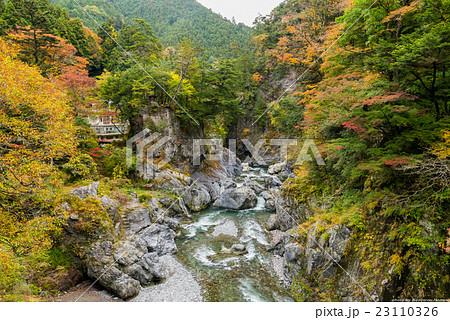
0,38,77,197
253,0,450,300
0,37,78,295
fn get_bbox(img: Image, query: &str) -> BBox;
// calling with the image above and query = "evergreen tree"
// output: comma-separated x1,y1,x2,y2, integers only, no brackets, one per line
97,18,120,71
51,0,252,59
0,1,7,34
1,1,20,33
9,0,59,67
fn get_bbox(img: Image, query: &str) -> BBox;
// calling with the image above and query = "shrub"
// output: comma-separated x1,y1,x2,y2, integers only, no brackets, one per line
65,196,112,235
62,154,98,182
138,194,151,203
0,249,22,296
99,146,129,178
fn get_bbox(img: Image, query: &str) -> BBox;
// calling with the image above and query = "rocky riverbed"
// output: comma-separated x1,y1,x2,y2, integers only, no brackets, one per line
60,157,302,302
172,165,296,301
132,255,203,302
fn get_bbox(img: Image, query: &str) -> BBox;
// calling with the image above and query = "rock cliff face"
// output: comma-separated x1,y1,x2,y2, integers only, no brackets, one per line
63,182,183,300
266,188,398,302
137,107,245,210
62,106,245,299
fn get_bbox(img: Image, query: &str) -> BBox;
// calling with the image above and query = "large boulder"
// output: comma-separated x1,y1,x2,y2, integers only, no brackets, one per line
207,181,222,201
96,267,141,300
114,242,144,266
268,162,286,175
213,187,258,210
124,253,163,286
84,223,178,299
245,179,266,195
135,224,177,256
86,241,141,300
183,185,212,212
261,191,276,211
164,217,180,231
70,181,100,200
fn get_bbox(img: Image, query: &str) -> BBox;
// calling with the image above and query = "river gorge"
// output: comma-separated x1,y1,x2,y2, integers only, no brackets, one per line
57,153,304,302
175,167,293,302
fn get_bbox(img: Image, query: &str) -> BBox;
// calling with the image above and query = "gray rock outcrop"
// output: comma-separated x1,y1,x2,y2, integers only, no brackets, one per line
213,186,257,210
265,176,283,188
70,181,100,200
268,162,286,175
261,191,276,211
183,185,212,212
66,182,185,300
83,223,178,300
245,179,266,195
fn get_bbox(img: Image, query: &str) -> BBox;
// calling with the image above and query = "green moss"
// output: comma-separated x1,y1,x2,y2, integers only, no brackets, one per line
138,194,151,203
291,276,314,302
62,195,113,235
46,248,72,269
320,232,330,245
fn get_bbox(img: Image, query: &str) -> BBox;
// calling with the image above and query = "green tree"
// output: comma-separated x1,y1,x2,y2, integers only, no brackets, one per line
338,0,450,119
98,66,148,136
51,0,252,59
119,19,162,65
1,1,21,30
197,60,242,127
97,18,120,71
168,37,202,110
0,1,7,35
6,0,59,67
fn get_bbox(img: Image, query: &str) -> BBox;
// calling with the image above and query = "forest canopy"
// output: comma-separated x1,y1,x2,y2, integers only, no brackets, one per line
49,0,252,59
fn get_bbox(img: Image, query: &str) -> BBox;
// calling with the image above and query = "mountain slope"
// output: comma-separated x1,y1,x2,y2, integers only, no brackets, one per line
51,0,252,58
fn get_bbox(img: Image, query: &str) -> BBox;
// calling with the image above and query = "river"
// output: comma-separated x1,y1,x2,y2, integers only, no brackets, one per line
175,167,293,302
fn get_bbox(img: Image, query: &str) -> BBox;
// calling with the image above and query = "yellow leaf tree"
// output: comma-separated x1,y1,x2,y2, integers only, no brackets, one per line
0,37,77,273
0,37,77,198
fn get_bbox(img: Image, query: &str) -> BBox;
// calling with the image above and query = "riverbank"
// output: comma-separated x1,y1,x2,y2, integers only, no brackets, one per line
132,255,203,302
50,281,122,302
51,255,203,302
54,164,293,302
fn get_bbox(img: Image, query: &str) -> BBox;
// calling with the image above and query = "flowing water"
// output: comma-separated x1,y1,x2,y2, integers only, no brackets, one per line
175,168,293,302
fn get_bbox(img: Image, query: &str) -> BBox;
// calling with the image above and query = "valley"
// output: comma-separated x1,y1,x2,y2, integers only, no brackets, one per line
0,0,449,303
